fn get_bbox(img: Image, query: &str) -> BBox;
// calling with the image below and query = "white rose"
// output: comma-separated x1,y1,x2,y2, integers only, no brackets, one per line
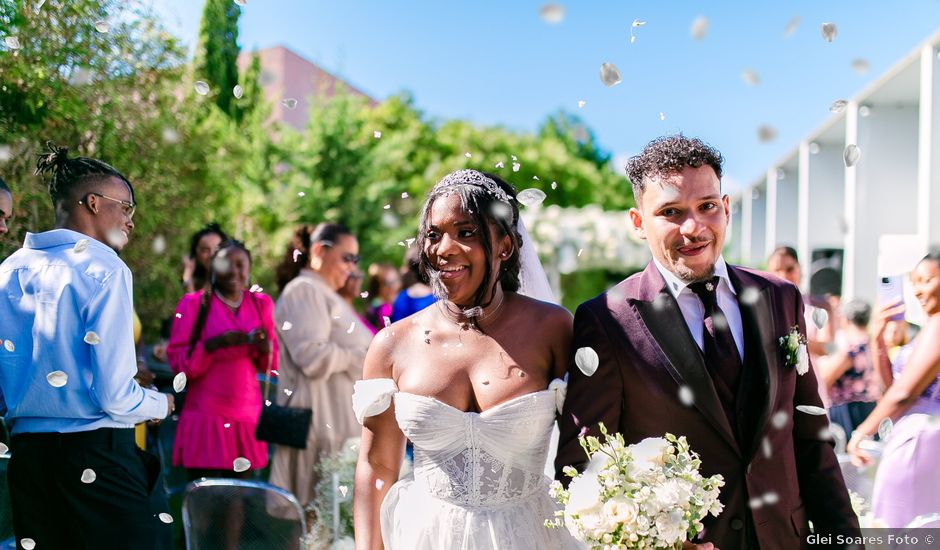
630,437,670,471
655,508,687,545
585,447,613,476
603,497,639,526
579,509,610,540
796,343,809,375
566,473,604,515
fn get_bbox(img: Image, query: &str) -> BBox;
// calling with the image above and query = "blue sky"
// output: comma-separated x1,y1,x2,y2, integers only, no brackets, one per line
152,0,940,192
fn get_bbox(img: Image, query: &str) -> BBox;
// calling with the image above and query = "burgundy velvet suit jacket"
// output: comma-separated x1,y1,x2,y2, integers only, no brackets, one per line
556,262,860,549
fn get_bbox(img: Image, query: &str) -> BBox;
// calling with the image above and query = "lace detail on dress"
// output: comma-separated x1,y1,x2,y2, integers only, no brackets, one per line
376,379,579,549
395,384,562,508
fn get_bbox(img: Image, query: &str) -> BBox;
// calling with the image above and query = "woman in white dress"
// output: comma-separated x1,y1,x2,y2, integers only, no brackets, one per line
352,170,579,549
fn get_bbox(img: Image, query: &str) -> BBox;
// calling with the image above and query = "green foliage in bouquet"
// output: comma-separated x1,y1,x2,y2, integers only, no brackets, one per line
548,424,724,550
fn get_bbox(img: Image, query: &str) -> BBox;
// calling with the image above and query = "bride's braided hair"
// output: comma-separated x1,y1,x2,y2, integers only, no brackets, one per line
417,169,523,314
35,141,133,207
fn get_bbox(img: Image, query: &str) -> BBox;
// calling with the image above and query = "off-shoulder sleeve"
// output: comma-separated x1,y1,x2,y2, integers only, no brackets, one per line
549,377,567,415
352,378,399,425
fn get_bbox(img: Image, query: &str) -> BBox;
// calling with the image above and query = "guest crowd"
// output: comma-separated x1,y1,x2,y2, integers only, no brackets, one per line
0,143,937,549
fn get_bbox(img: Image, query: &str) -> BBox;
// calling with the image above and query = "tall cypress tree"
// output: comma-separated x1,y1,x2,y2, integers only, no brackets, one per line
193,0,241,117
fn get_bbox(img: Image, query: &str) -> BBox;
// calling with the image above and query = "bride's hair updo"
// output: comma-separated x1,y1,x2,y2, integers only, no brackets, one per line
417,169,523,310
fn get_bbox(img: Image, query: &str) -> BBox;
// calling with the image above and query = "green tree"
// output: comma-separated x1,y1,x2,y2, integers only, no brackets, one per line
192,0,241,117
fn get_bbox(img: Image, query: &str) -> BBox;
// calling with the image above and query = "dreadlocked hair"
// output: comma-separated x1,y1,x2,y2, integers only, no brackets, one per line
186,239,253,358
35,141,133,206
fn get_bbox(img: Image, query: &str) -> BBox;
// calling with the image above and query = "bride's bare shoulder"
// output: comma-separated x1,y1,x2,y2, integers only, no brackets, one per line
512,293,573,324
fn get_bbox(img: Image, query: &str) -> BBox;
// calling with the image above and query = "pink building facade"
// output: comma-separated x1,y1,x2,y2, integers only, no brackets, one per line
236,45,377,131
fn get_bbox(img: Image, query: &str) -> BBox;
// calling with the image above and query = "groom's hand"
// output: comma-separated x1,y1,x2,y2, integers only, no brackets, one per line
683,542,717,550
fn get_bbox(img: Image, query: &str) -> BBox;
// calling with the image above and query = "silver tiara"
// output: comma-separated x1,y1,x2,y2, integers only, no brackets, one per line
435,169,511,203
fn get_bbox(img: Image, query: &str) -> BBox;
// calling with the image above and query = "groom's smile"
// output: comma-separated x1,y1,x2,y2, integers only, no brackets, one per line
629,164,730,283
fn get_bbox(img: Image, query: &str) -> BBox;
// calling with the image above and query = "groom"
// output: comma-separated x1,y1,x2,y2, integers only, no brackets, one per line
556,135,860,549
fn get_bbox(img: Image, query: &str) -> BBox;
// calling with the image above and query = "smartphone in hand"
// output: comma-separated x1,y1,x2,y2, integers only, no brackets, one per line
878,276,905,322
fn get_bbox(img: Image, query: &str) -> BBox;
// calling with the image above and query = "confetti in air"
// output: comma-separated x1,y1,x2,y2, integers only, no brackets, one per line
851,59,870,75
373,130,382,139
741,69,760,86
152,235,167,254
843,144,861,167
234,0,247,5
47,370,68,388
81,469,97,484
281,98,298,109
820,22,837,43
74,239,89,253
159,513,174,524
194,81,210,96
517,188,547,207
512,162,521,172
21,539,36,550
771,410,788,429
94,21,109,33
783,16,801,37
173,372,187,393
3,340,13,352
5,37,22,50
233,85,243,99
375,479,386,490
812,308,828,330
0,443,7,456
757,125,777,143
878,417,893,440
690,15,709,40
84,331,101,345
233,457,251,472
282,321,293,331
830,99,848,114
599,62,622,87
338,485,349,498
630,19,646,44
678,386,695,406
575,347,599,377
578,100,586,108
539,3,564,24
795,405,827,416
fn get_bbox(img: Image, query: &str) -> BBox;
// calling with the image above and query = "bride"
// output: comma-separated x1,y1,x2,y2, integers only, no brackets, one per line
352,169,579,549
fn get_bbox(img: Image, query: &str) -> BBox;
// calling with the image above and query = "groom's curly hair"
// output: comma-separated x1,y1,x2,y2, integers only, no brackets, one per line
626,134,724,205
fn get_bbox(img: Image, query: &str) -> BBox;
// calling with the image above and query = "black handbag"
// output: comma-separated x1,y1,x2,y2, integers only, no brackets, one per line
251,297,313,449
256,396,313,449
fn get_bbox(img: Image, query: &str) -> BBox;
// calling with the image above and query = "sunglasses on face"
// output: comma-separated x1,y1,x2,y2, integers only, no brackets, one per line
318,240,360,265
81,192,137,219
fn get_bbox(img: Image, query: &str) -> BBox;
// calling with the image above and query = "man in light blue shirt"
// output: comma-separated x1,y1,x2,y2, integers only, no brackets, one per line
0,144,173,549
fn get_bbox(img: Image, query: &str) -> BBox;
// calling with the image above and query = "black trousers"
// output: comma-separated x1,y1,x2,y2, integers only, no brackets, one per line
8,428,172,550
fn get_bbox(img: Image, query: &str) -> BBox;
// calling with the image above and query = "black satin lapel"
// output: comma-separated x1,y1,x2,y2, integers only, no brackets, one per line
739,286,779,459
633,292,741,456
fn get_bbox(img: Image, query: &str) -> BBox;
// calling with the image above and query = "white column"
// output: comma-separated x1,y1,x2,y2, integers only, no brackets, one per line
741,186,753,265
764,168,778,257
798,141,811,290
919,43,940,246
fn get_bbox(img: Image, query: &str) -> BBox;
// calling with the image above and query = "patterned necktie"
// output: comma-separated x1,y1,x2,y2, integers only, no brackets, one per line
688,277,742,420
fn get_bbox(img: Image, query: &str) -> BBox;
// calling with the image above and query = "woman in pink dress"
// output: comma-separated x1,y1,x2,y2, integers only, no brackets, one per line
168,239,278,480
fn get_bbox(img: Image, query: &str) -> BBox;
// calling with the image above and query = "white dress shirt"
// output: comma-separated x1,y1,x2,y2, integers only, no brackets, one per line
652,256,745,360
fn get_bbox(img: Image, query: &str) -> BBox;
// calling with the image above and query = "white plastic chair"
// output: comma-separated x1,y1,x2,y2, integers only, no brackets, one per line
182,478,307,550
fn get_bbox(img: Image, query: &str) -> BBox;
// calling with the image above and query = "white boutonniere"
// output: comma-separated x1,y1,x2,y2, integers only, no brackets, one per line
779,326,809,375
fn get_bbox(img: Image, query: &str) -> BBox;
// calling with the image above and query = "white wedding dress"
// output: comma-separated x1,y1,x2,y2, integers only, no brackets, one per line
353,378,581,550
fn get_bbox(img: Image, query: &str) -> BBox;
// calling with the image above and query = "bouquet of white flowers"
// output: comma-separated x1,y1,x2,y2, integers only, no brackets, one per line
548,424,725,549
